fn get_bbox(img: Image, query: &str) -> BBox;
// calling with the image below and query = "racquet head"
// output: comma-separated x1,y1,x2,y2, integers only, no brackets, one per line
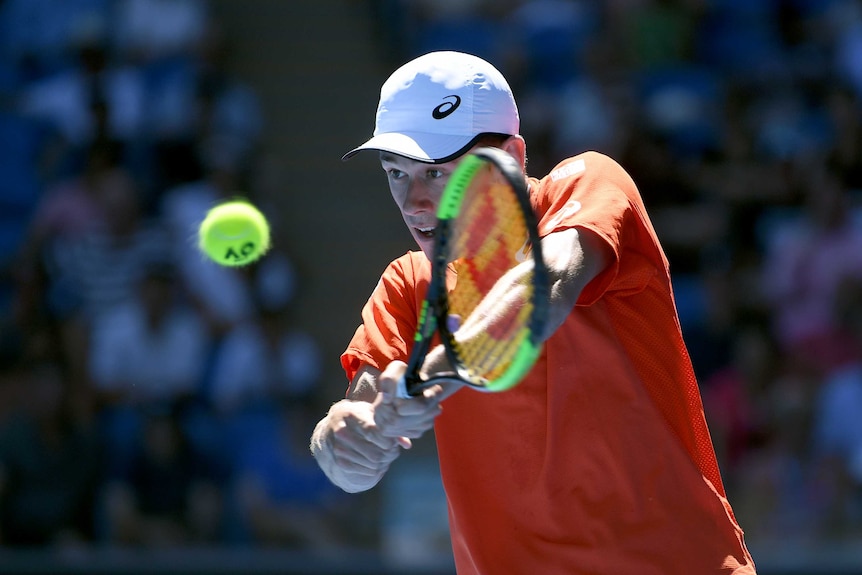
401,147,549,397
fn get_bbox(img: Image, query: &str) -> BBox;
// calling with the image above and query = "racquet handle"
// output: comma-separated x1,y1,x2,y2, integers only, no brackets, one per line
395,376,412,399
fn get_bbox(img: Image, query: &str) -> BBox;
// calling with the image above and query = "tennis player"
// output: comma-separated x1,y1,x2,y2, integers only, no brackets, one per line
310,51,756,574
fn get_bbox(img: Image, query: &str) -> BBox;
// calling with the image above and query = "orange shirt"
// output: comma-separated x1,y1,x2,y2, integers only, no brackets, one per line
342,151,756,574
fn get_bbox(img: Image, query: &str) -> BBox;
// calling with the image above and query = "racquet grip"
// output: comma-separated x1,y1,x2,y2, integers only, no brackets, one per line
395,375,412,399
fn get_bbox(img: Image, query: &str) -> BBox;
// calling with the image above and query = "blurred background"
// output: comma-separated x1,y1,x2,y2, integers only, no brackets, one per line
0,0,861,573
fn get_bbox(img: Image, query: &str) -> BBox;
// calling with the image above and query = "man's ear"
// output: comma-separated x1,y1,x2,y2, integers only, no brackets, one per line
501,135,527,171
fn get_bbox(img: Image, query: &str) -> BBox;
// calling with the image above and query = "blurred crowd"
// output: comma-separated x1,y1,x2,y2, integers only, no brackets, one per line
368,0,862,548
0,0,352,551
0,0,861,561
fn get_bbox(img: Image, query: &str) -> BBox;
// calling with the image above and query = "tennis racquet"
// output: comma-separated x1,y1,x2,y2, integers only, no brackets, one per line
396,147,549,398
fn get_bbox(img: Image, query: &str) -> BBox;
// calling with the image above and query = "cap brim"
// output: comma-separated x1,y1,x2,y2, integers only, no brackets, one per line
341,132,476,163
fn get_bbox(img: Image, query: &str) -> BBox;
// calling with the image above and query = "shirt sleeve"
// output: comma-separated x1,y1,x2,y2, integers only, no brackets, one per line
531,152,665,305
340,253,429,388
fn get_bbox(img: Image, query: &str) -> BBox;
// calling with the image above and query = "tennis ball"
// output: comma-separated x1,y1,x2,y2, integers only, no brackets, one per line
198,200,270,267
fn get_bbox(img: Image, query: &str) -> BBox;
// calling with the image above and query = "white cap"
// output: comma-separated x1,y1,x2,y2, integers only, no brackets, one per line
343,51,519,163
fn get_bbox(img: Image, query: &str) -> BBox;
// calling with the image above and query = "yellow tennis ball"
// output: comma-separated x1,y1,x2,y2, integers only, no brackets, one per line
198,200,270,267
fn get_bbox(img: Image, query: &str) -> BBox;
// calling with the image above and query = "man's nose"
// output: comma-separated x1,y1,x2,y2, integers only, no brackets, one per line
403,179,435,214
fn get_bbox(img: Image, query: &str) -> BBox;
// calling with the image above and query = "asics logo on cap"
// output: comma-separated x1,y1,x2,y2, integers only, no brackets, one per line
432,95,461,119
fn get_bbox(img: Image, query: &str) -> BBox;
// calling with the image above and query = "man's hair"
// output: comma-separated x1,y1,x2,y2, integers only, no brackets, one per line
433,133,512,164
474,133,511,147
471,133,527,171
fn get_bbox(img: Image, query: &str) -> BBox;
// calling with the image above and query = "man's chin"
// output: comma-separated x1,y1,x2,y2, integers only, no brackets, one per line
413,237,434,259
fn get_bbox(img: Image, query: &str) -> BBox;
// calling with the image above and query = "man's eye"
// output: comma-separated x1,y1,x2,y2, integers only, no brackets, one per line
387,169,405,180
428,169,444,179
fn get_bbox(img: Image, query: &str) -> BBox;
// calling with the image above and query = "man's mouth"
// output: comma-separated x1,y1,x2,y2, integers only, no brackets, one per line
416,226,436,239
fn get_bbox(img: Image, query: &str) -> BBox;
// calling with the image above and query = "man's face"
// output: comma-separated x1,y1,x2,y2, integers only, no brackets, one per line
380,152,464,258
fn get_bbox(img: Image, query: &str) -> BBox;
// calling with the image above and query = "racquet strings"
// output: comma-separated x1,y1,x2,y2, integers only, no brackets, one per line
447,163,538,385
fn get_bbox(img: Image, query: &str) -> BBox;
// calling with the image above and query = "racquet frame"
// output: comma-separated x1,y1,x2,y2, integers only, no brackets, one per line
397,147,549,398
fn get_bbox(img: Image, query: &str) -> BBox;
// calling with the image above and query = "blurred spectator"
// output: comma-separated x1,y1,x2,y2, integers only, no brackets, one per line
0,359,101,546
810,278,862,538
229,401,347,550
0,0,111,83
12,139,126,399
15,139,118,315
17,13,145,175
47,161,170,323
88,258,210,478
701,321,776,492
207,254,313,415
112,0,210,64
731,359,822,544
38,161,170,401
758,161,862,373
89,258,208,407
19,138,116,262
101,407,223,546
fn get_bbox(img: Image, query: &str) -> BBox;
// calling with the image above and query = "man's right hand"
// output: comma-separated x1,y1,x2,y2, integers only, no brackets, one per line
310,398,404,493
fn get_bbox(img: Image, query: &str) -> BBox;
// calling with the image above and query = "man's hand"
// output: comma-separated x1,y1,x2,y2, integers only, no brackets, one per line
373,360,444,446
310,361,447,493
311,398,402,493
